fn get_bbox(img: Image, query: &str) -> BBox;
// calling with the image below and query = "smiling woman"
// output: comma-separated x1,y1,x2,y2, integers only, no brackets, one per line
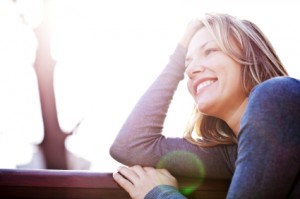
185,28,246,124
0,0,299,173
110,12,300,199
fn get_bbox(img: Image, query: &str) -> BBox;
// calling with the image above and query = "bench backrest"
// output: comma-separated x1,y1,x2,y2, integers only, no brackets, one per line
0,169,230,199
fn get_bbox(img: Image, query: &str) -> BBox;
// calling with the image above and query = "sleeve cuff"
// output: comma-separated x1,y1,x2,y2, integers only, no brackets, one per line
145,185,187,199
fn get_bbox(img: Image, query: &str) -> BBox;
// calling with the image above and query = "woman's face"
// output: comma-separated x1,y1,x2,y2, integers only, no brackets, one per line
185,27,247,120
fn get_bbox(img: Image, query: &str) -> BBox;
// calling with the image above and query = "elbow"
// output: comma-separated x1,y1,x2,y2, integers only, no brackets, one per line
109,139,130,165
110,137,147,166
109,141,122,162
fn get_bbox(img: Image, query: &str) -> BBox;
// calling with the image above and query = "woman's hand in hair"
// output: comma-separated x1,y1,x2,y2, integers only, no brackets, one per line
179,19,202,49
113,165,178,199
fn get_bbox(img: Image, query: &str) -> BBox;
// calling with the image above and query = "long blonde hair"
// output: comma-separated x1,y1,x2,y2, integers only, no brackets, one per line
184,13,288,147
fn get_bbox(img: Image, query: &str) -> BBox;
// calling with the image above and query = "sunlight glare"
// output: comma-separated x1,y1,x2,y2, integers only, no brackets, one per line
0,0,43,168
0,0,299,170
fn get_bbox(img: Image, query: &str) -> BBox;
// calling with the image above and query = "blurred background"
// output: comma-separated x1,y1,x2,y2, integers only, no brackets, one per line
0,0,299,171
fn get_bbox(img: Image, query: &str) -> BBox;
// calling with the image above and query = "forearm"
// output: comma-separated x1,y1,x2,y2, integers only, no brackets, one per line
110,45,187,166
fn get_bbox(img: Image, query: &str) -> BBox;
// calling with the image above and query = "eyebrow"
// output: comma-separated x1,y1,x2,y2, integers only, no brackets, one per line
200,40,215,50
185,40,215,64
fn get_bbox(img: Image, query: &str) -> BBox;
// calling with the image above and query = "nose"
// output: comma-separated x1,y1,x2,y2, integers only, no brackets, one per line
185,64,205,79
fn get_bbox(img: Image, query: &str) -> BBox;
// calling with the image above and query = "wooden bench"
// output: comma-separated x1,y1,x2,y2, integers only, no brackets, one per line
0,169,230,199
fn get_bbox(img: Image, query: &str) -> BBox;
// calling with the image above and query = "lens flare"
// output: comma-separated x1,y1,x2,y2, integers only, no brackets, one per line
156,150,205,195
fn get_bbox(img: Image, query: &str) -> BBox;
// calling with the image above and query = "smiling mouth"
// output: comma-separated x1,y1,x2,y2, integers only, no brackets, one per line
196,80,216,94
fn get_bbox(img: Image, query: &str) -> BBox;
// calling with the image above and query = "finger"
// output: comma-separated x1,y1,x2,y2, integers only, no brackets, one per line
117,166,139,183
158,168,172,176
144,167,163,177
113,172,134,192
143,166,155,172
130,165,147,177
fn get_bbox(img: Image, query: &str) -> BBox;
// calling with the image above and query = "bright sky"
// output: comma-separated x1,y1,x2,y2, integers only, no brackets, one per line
0,0,299,170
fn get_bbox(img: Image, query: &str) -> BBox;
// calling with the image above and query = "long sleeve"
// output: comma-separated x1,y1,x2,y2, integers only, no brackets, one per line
227,77,300,198
145,185,187,199
110,45,237,179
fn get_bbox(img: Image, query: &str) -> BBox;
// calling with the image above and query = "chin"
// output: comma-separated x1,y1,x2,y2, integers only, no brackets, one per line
196,101,217,117
197,103,209,114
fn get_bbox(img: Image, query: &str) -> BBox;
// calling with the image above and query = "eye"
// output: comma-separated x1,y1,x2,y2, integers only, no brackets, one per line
204,48,219,56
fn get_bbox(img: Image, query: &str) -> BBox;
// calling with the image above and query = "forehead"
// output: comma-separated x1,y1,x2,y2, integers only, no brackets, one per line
186,27,216,56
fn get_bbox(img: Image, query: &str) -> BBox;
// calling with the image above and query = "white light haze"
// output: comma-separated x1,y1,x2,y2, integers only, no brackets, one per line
0,0,299,170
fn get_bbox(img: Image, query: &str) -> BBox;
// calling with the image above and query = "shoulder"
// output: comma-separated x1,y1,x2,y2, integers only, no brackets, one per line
239,76,300,142
243,76,300,126
251,76,300,94
249,76,300,103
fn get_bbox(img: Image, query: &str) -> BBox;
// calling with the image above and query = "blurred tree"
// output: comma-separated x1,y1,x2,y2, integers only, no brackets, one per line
33,0,70,169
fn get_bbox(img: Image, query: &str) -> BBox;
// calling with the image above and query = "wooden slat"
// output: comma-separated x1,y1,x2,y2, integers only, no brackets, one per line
0,169,230,199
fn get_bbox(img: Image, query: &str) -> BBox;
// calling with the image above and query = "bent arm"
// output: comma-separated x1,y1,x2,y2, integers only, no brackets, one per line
110,45,236,179
110,44,186,163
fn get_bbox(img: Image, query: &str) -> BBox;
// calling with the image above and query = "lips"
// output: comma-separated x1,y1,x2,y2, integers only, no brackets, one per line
193,78,217,95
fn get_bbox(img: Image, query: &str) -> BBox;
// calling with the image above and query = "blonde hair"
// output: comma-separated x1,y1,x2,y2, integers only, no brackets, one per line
184,13,288,147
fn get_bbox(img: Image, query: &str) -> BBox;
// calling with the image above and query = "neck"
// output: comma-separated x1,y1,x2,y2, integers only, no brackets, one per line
224,98,248,136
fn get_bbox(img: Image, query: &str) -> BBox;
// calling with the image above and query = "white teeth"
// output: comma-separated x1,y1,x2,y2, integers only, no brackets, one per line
197,80,215,93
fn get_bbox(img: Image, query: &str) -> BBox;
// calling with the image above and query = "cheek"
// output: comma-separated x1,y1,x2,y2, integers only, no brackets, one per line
186,80,194,97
